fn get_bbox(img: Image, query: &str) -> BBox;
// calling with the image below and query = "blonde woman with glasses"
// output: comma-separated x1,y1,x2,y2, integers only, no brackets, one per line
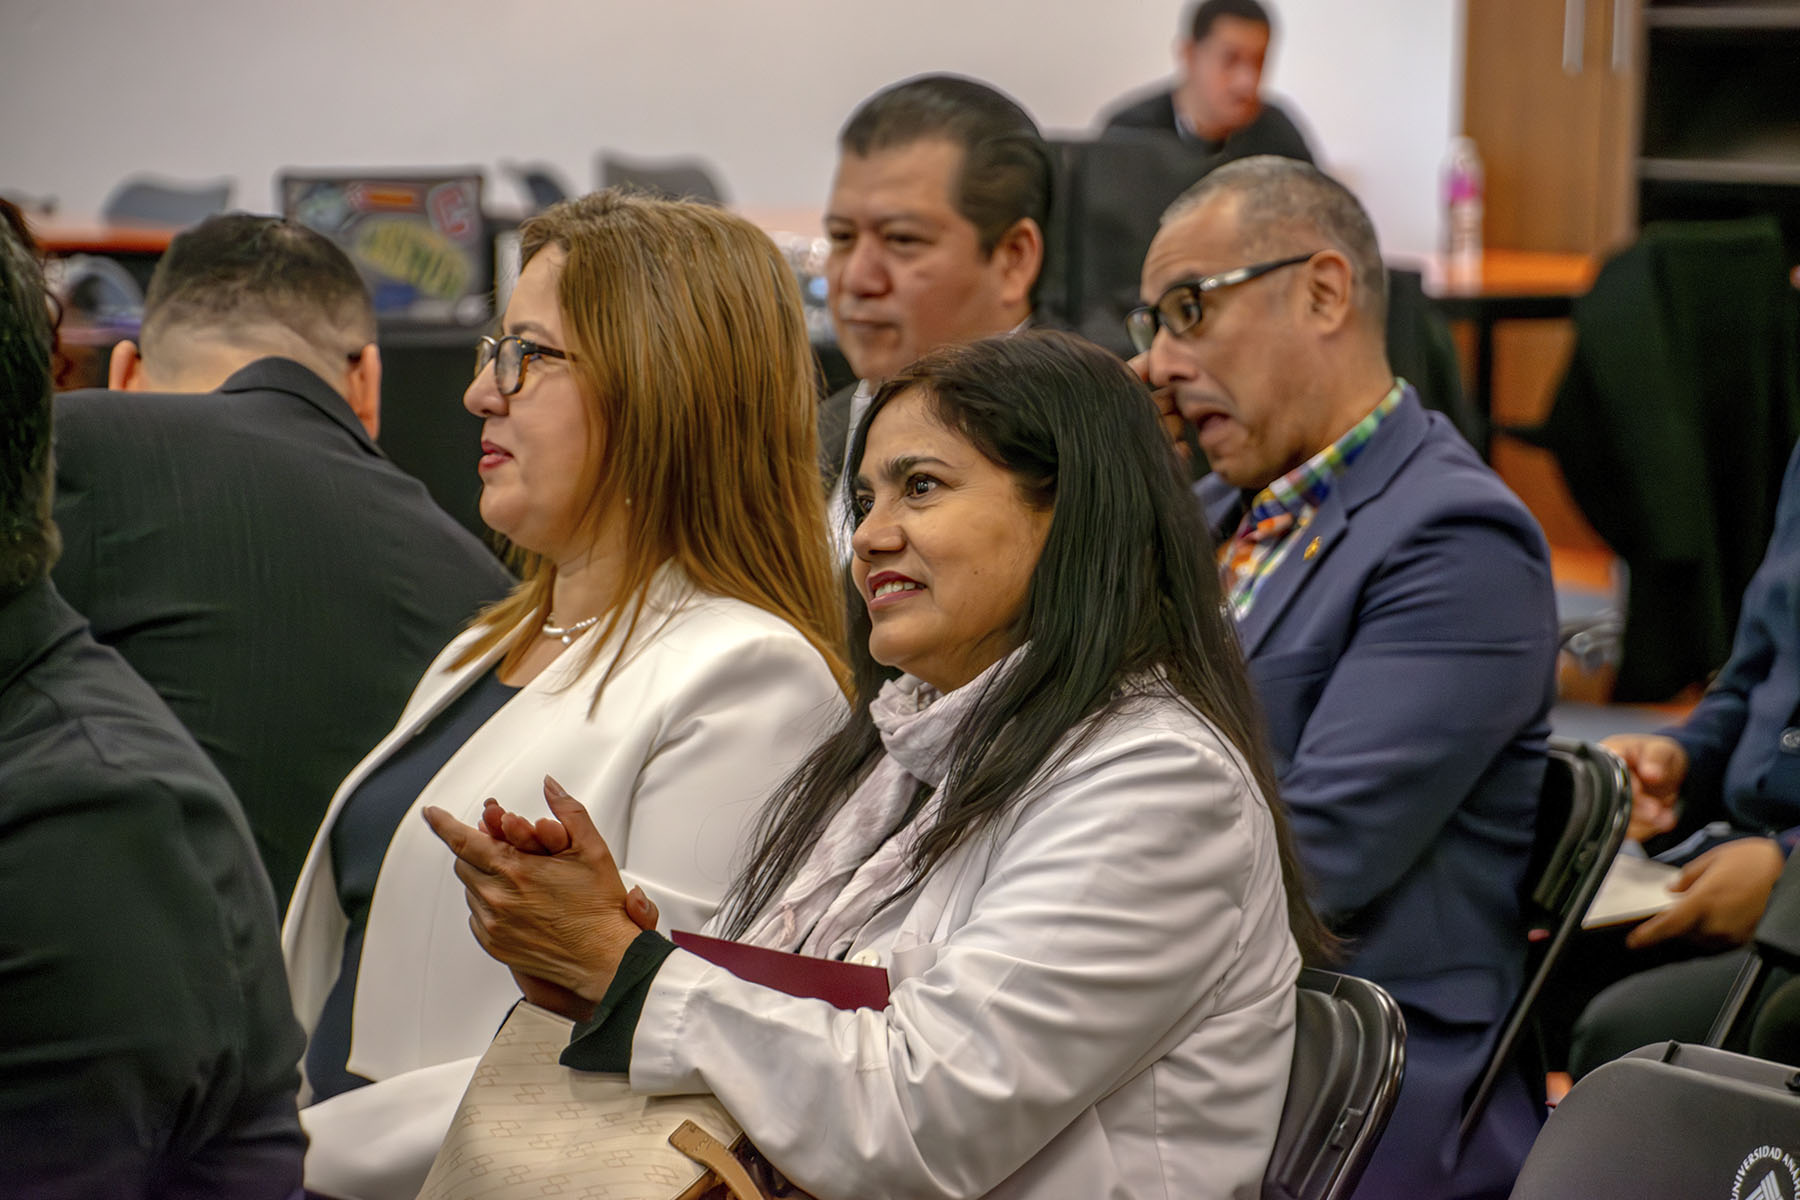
282,190,849,1200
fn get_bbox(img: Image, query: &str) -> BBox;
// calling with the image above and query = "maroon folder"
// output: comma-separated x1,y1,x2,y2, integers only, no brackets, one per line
671,931,891,1012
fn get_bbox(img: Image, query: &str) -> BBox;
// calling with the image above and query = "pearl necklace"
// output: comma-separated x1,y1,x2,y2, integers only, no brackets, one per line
540,613,600,646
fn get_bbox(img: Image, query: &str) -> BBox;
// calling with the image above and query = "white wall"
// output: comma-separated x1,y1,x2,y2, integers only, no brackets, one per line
1,0,1463,257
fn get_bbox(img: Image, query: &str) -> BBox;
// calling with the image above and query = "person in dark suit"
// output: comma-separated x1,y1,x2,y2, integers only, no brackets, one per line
1099,0,1314,165
817,75,1052,551
0,207,307,1199
1136,157,1558,1199
52,214,513,908
1563,438,1800,1074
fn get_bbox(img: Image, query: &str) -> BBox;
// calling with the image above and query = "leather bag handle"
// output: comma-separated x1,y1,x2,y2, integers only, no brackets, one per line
669,1119,770,1200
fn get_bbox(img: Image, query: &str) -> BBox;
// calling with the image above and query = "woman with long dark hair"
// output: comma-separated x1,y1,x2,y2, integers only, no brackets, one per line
432,330,1327,1199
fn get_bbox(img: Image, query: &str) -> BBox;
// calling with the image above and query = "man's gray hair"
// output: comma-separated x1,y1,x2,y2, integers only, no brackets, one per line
1162,156,1387,323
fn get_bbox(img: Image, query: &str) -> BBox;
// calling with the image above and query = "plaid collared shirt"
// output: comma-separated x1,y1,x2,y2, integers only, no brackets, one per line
1219,381,1405,620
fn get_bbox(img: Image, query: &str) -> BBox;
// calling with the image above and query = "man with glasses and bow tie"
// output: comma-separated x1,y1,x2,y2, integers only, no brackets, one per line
1135,156,1559,1200
52,214,511,908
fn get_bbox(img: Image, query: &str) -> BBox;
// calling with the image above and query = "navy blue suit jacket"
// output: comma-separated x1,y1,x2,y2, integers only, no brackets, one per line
1199,389,1558,1197
1672,438,1800,848
52,358,514,907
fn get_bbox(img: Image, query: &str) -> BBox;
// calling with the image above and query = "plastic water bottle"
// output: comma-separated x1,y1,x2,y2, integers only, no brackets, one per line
1445,136,1484,282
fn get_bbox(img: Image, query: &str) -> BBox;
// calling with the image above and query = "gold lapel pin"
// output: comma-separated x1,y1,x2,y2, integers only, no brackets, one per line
1303,537,1321,561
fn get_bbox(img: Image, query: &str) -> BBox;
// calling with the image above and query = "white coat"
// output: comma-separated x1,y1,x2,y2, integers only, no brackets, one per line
632,689,1300,1200
282,571,845,1199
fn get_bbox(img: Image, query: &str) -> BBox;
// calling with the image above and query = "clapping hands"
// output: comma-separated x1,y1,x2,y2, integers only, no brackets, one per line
423,776,658,1021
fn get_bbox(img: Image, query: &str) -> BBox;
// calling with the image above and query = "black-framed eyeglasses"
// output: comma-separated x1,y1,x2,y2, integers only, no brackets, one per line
473,334,571,397
1125,252,1321,354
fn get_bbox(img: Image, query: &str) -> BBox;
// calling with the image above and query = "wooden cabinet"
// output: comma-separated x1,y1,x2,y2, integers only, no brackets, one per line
1462,0,1645,552
1463,0,1800,553
1464,0,1641,257
1466,0,1800,279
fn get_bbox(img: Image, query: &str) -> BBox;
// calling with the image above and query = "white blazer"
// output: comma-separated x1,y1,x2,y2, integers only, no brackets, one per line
634,695,1301,1200
282,572,845,1199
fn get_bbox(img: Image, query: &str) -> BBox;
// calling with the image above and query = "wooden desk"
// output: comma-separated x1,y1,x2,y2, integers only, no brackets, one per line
34,222,180,256
35,219,180,307
1421,249,1598,305
30,222,167,389
1405,250,1599,459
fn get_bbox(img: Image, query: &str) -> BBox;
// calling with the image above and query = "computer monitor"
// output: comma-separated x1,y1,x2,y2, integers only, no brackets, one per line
278,170,491,326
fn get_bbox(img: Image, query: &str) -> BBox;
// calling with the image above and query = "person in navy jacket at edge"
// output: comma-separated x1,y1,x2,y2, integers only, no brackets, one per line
1570,438,1800,1074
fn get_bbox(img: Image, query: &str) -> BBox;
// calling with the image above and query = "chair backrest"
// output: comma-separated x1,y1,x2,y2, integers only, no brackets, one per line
1748,975,1800,1066
1527,739,1633,926
1754,840,1800,968
1045,133,1482,438
1386,266,1482,447
597,153,726,206
503,163,571,213
1264,968,1407,1200
1050,130,1223,358
101,175,233,228
1508,1041,1800,1199
1458,737,1631,1139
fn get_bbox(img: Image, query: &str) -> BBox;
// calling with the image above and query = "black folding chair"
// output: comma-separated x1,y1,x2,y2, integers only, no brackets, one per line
101,175,232,228
1264,968,1407,1200
1459,738,1632,1140
502,163,571,212
1048,130,1223,359
1508,1041,1800,1199
597,153,727,206
1386,266,1482,448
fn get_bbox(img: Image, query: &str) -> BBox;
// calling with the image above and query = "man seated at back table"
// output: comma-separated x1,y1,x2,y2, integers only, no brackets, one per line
817,73,1051,549
1136,156,1559,1199
1100,0,1314,165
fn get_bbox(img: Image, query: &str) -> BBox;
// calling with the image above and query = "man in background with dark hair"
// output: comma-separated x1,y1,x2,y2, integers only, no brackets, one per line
1137,157,1556,1198
1101,0,1314,164
817,73,1051,549
53,213,513,907
0,207,306,1198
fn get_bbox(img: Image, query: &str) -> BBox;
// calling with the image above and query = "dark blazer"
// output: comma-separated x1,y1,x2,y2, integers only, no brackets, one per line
815,317,1064,490
1537,217,1800,700
0,578,306,1197
1672,437,1800,846
1198,389,1558,1198
1099,87,1314,164
817,378,863,491
52,358,515,908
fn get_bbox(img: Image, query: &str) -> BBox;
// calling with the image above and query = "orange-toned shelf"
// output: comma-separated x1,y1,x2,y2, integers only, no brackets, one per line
34,222,180,256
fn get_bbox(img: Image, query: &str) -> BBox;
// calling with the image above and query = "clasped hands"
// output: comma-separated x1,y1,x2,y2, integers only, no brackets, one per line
423,776,658,1022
